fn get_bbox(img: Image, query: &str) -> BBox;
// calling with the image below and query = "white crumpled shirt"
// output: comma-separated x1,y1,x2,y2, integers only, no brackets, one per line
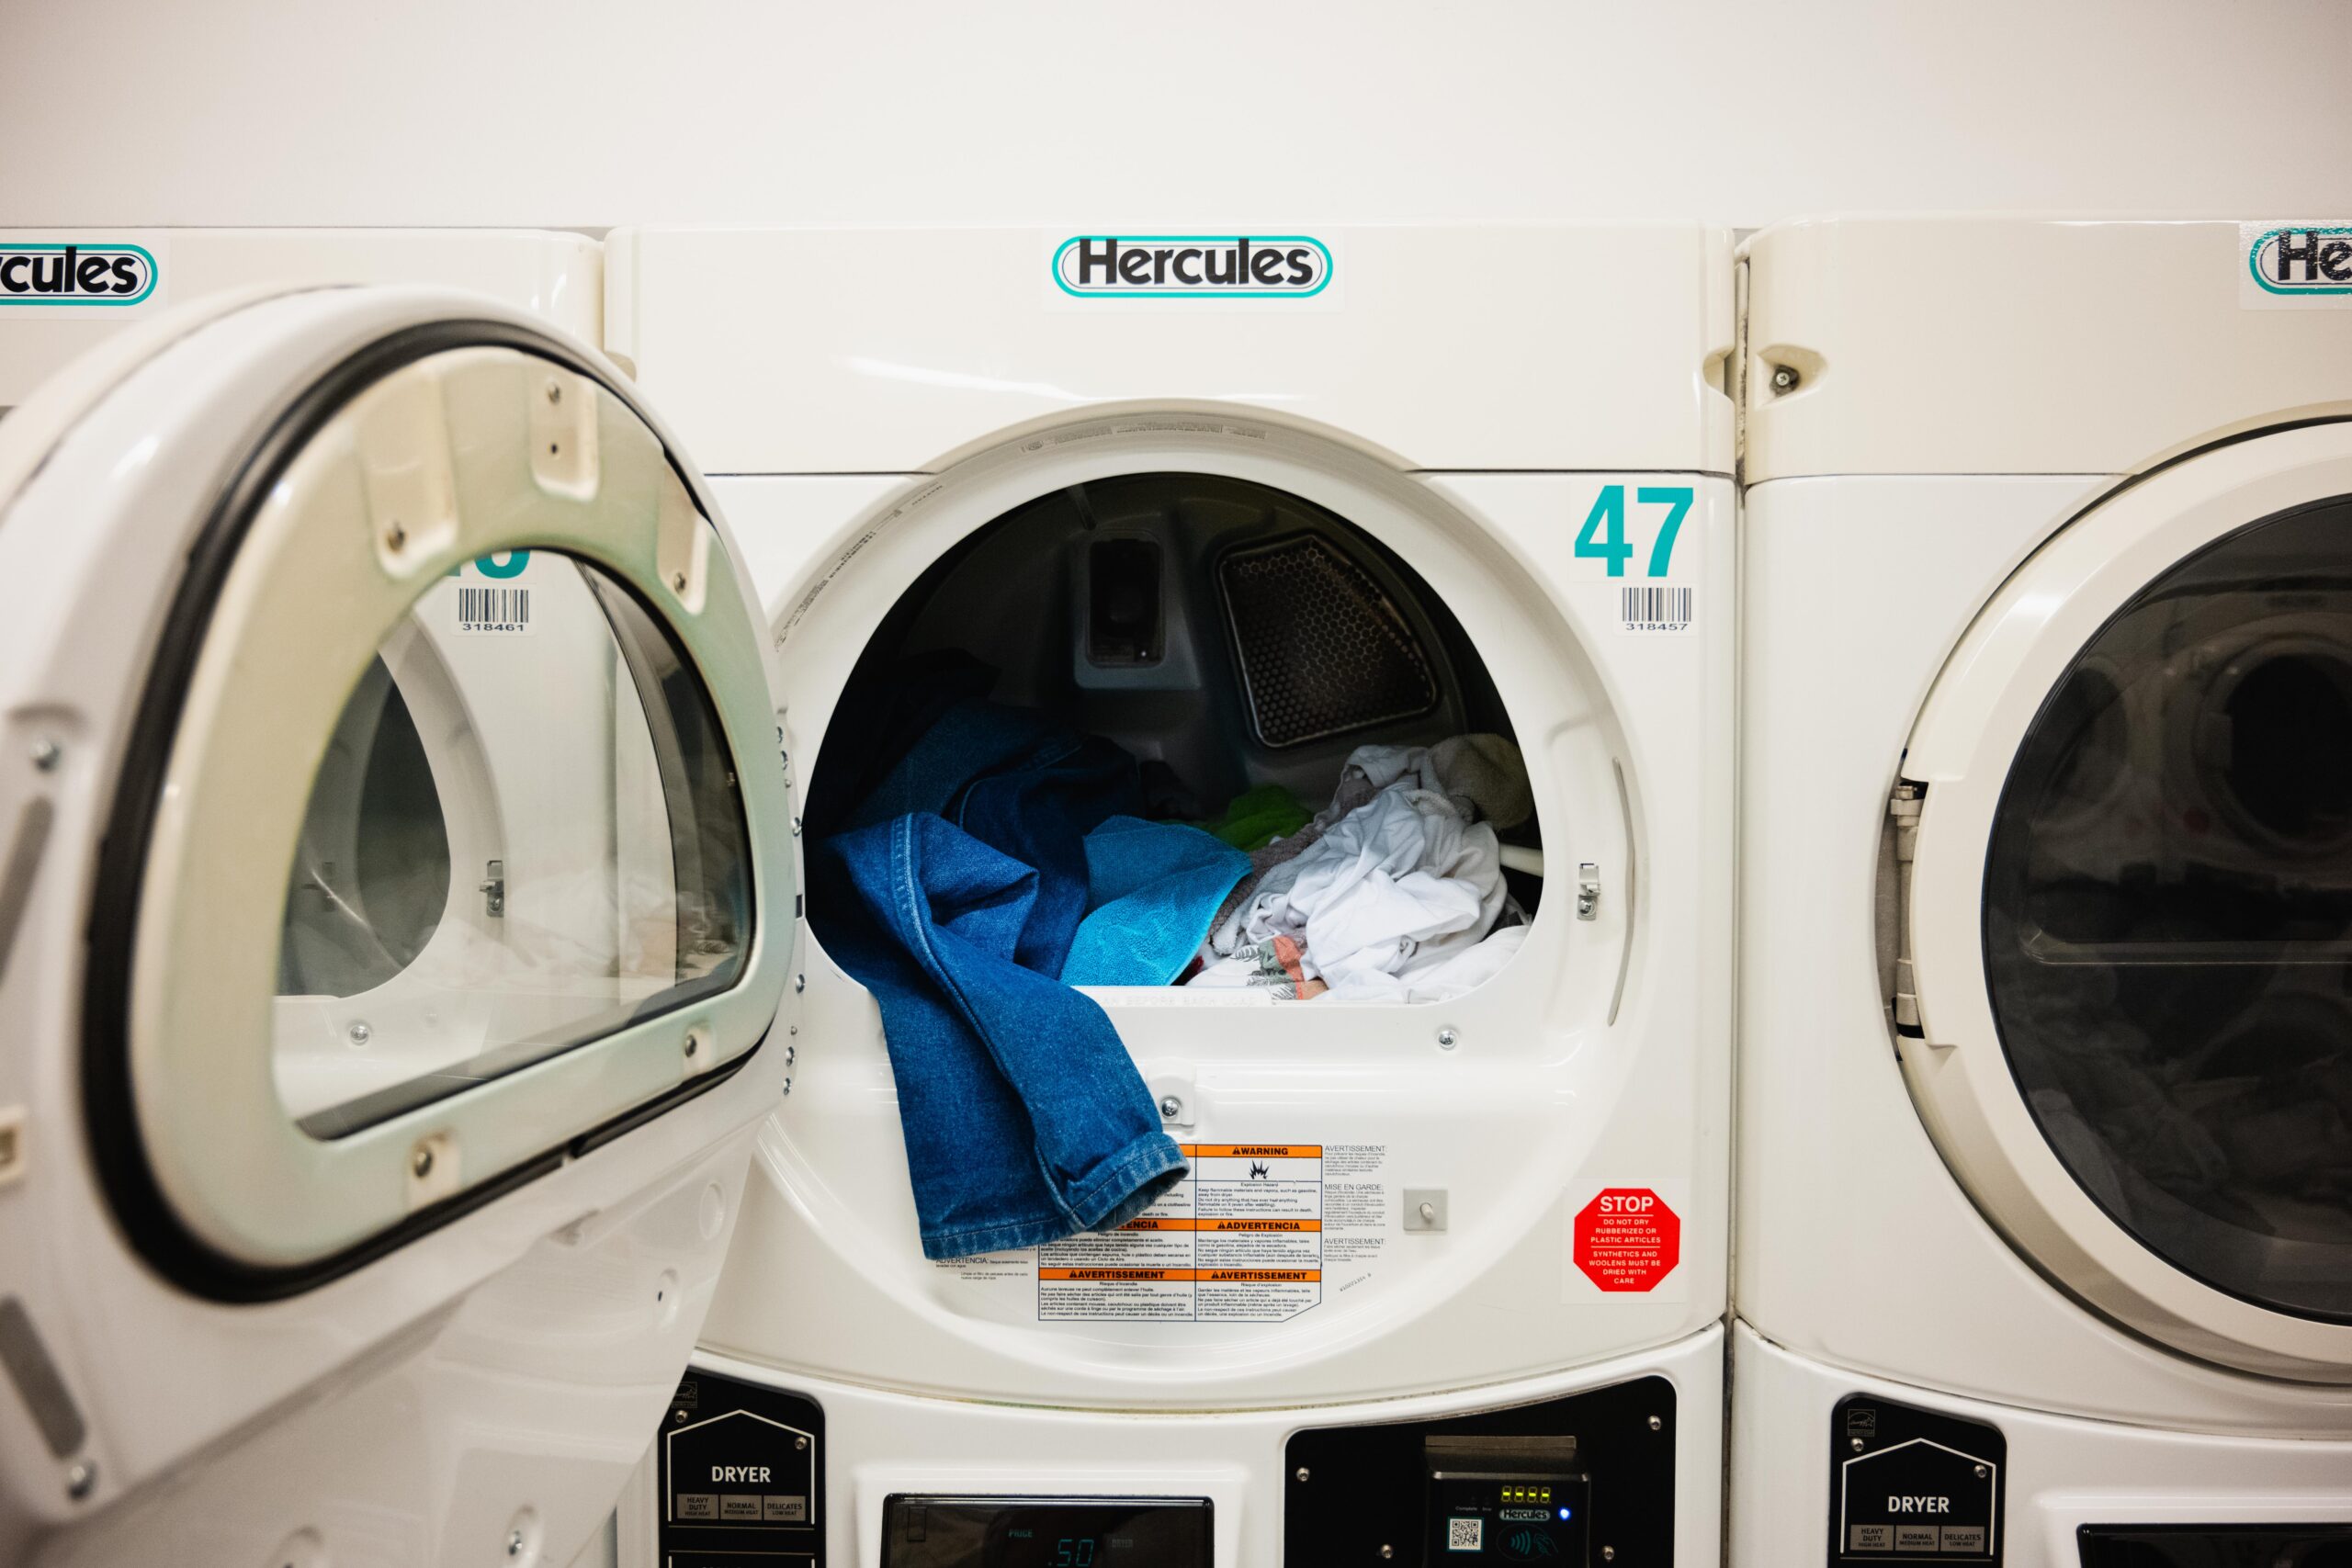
1193,779,1509,992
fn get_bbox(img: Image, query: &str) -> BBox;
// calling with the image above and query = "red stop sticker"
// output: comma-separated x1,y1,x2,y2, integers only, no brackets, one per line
1573,1188,1680,1292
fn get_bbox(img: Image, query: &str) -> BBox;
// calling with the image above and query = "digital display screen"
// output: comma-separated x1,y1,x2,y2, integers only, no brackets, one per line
882,1496,1212,1568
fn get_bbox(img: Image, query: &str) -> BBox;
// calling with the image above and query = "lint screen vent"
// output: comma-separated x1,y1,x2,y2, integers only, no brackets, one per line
1218,535,1439,749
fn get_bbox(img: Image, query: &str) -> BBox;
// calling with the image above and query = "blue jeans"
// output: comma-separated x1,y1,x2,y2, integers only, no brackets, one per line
816,701,1190,1258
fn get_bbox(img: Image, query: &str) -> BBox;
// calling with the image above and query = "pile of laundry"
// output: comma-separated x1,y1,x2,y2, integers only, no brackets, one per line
1182,733,1532,1001
804,655,1533,1258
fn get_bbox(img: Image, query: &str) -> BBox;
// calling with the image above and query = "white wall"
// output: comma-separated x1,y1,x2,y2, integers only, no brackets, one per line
2,0,2347,230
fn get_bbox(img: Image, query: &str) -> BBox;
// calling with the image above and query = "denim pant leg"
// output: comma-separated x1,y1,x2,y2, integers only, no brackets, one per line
827,814,1187,1258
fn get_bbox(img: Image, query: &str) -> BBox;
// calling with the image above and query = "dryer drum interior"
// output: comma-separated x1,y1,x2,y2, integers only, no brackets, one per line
800,470,1545,990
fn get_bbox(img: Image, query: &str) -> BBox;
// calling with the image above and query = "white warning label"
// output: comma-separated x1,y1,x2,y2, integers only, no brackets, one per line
939,1142,1390,1325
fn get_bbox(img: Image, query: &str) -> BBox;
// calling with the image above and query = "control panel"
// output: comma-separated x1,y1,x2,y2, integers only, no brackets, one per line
1826,1394,2003,1566
655,1369,826,1567
1424,1435,1589,1561
1284,1374,1676,1564
2078,1524,2352,1568
880,1495,1213,1568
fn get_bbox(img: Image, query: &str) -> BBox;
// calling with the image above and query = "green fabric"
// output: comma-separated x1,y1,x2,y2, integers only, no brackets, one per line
1194,784,1312,852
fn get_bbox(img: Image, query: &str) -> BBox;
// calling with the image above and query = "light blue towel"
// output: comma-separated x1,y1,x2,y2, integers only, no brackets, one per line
1061,817,1250,987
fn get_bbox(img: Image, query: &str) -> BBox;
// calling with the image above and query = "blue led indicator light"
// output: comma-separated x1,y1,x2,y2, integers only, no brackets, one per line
1558,1507,1574,1521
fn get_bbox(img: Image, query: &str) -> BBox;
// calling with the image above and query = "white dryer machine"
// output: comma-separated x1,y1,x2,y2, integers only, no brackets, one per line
0,224,1736,1567
1734,217,2352,1567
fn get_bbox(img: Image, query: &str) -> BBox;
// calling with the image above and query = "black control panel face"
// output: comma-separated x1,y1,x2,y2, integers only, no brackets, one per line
1828,1394,2004,1565
655,1370,826,1566
880,1496,1212,1568
2078,1524,2352,1568
1283,1375,1677,1565
1423,1438,1590,1562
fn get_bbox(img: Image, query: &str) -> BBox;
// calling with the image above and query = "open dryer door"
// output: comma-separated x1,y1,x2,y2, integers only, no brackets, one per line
0,288,797,1565
1894,420,2352,1383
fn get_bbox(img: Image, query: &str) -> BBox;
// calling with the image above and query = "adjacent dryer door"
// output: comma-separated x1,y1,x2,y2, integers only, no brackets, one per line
0,288,795,1564
1898,421,2352,1382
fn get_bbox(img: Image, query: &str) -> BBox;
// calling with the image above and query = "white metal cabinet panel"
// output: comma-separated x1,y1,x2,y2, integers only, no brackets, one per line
702,451,1733,1410
625,1327,1726,1568
705,474,915,618
1736,472,2352,1432
1731,1324,2352,1568
605,225,1736,475
1744,218,2352,483
0,229,601,406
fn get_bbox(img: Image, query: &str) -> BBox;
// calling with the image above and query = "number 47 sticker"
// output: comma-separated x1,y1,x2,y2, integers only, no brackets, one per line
1574,484,1691,578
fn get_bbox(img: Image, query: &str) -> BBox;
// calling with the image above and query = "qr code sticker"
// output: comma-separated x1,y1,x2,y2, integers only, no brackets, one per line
1447,1516,1484,1552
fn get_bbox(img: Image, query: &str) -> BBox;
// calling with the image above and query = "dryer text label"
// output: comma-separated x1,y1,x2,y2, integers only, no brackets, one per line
1053,235,1332,298
2248,225,2352,295
0,243,158,305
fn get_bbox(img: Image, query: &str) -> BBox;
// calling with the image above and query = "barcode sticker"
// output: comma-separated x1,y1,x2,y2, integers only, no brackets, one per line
458,585,533,635
1447,1517,1485,1552
1619,584,1691,634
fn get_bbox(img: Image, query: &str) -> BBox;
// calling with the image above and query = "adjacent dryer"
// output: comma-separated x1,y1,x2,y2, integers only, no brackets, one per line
1733,217,2352,1567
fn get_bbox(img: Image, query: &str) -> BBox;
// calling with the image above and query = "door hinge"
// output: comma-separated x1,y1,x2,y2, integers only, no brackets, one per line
1887,783,1928,1043
480,859,505,919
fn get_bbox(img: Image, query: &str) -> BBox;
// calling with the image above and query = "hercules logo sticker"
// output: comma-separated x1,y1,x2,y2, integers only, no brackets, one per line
2241,222,2352,309
0,243,158,305
1045,233,1341,310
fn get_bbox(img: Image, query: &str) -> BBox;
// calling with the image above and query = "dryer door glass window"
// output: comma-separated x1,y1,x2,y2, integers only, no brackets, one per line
273,551,752,1138
1983,496,2352,1321
278,656,453,1000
